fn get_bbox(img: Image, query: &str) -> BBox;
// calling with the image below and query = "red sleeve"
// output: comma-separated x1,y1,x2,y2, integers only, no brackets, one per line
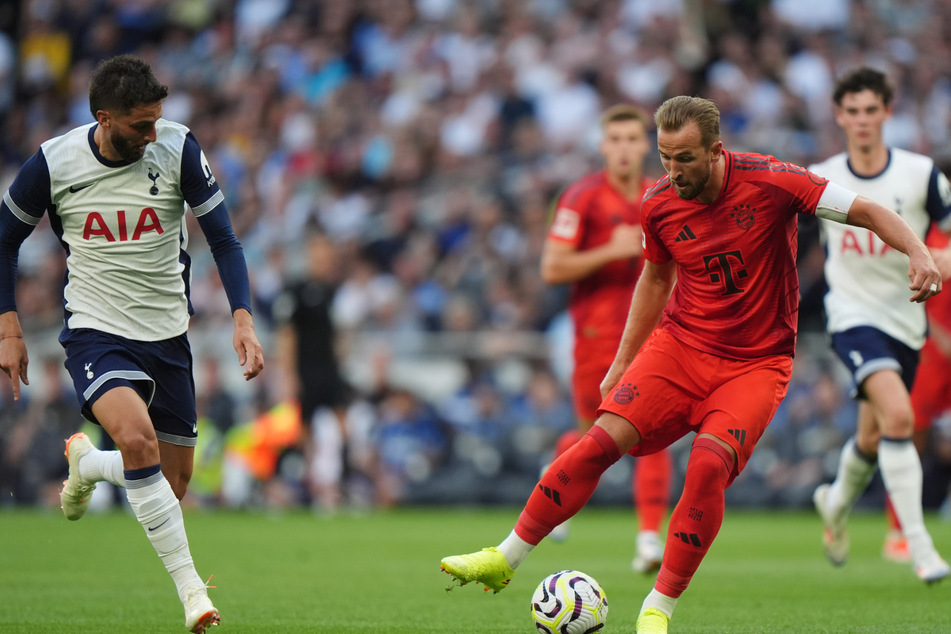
755,157,829,217
642,205,671,264
547,181,592,247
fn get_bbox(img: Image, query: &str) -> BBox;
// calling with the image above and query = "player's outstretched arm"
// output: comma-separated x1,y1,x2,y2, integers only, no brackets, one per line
845,195,941,302
0,310,29,400
600,259,676,398
232,308,263,380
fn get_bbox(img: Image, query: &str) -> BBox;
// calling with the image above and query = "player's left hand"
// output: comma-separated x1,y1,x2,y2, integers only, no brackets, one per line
233,308,264,380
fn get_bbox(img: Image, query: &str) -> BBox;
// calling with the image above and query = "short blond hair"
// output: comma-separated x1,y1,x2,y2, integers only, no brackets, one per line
654,96,720,148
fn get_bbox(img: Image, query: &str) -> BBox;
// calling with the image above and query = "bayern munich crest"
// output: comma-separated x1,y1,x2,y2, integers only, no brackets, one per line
613,383,639,404
731,203,755,230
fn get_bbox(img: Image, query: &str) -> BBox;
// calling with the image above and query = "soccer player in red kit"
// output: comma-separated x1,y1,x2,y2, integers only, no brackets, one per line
911,226,951,446
877,226,951,561
441,96,941,633
541,104,671,572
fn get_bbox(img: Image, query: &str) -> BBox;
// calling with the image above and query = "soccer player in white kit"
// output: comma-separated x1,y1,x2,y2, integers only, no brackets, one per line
810,67,951,583
0,55,264,631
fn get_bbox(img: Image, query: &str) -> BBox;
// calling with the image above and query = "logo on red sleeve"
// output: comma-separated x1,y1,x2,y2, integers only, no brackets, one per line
550,207,580,240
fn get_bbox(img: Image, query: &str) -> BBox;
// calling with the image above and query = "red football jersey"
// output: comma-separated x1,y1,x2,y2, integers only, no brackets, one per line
641,151,829,359
925,225,951,330
548,171,651,343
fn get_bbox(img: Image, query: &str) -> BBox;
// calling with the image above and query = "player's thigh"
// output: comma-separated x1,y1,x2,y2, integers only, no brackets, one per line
831,326,918,399
572,354,612,427
145,335,200,448
863,369,914,436
696,355,792,474
90,386,159,467
598,330,700,456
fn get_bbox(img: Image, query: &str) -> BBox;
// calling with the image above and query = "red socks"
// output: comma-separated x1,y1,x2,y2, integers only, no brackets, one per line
656,437,734,598
553,429,583,459
516,425,621,544
635,448,672,532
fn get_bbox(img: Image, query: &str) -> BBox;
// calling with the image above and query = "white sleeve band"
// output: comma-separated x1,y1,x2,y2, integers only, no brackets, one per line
815,181,858,223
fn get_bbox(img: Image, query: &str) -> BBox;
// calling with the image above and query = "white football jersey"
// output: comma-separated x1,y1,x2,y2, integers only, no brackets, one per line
810,148,951,349
7,119,224,340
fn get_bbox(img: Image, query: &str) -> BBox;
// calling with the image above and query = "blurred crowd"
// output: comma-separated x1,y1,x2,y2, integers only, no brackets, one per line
1,0,951,515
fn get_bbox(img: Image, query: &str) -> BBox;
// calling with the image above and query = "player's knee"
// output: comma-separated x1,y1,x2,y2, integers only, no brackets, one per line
113,426,159,462
687,437,735,490
878,403,915,438
163,470,191,500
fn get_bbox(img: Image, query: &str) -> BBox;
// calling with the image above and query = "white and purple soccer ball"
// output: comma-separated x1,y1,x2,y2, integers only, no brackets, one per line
531,570,608,633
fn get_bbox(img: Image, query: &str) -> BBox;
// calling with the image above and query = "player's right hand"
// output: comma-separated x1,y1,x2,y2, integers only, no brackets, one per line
0,336,29,401
600,363,625,400
608,224,643,259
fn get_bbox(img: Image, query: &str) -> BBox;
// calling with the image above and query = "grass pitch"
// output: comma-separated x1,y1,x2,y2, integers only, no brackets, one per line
1,505,949,632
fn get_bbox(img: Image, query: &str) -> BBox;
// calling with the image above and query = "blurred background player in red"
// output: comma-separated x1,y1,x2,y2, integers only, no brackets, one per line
540,104,671,573
887,225,951,556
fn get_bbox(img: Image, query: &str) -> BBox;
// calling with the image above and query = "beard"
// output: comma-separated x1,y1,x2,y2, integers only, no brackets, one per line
672,168,711,200
109,129,146,163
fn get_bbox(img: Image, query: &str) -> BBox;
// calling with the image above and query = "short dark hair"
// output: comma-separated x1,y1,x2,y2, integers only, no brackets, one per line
88,55,168,117
832,67,894,107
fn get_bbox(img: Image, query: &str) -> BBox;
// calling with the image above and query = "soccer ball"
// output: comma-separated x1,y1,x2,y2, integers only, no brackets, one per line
530,570,608,633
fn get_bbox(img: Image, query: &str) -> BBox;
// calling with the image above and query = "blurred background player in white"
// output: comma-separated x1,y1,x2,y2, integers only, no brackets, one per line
0,55,264,632
810,67,951,582
540,104,670,572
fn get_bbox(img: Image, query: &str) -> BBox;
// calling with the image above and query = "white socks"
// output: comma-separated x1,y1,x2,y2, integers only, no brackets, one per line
78,448,125,488
498,530,534,569
642,588,677,618
878,438,935,565
826,438,876,517
125,470,203,602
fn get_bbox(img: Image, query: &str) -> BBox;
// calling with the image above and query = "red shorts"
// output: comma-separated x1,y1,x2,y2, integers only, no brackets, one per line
597,329,792,474
911,338,951,432
572,339,617,424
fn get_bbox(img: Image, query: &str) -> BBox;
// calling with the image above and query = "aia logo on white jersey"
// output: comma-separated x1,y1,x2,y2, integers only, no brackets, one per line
838,229,892,256
83,208,165,242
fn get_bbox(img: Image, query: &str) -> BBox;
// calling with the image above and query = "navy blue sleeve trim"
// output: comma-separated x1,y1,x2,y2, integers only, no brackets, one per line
195,205,252,314
180,132,222,208
925,166,951,224
9,150,53,219
0,204,39,313
0,150,51,312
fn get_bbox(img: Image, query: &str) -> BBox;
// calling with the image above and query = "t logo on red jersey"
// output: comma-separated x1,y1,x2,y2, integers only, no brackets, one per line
703,250,748,295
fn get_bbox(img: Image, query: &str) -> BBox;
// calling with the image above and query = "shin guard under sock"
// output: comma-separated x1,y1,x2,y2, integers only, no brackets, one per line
635,448,672,533
125,466,203,601
656,438,733,598
516,425,621,544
